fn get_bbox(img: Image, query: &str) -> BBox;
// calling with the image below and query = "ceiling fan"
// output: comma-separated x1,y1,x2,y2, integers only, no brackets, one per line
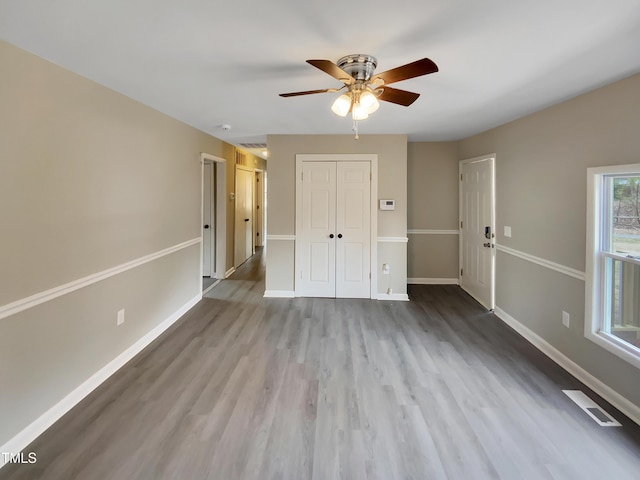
279,54,438,136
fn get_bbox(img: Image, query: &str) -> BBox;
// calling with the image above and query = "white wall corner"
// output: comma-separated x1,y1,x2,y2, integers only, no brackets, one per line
493,306,640,427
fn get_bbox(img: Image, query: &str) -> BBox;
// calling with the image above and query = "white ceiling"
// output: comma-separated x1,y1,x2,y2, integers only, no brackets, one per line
2,0,640,153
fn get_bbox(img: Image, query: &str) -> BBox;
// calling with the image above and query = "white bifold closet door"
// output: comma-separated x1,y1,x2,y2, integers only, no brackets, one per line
298,161,370,298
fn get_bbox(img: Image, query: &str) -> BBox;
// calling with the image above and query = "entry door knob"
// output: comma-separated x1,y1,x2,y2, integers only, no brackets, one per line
204,225,210,229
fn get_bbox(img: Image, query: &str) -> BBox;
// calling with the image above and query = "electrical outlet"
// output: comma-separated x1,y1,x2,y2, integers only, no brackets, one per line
117,309,125,326
382,263,390,275
562,311,570,328
387,287,393,294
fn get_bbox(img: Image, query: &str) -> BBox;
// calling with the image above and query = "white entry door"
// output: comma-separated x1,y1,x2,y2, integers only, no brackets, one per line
459,155,495,309
235,167,254,267
297,161,371,298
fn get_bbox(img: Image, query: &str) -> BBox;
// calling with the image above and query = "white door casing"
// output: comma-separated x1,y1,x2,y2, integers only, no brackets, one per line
255,170,264,247
459,154,496,309
295,155,374,299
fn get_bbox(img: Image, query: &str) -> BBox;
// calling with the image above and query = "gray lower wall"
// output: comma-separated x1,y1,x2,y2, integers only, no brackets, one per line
0,40,234,447
459,72,640,410
0,245,200,443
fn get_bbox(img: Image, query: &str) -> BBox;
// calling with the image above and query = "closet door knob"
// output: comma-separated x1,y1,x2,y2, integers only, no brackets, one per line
329,234,334,238
337,234,343,238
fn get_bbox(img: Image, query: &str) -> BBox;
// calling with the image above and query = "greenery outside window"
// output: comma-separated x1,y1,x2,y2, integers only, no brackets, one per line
586,164,640,368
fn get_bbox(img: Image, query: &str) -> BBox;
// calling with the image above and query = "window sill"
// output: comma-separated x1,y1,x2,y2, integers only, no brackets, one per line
586,329,640,370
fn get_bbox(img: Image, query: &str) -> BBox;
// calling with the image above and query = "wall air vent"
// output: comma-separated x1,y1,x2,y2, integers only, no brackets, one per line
239,143,267,149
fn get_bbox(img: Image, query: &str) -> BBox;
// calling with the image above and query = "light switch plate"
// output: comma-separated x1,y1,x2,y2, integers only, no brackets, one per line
504,226,512,237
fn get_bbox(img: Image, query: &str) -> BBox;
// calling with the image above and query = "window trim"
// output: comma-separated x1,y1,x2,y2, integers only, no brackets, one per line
586,163,640,369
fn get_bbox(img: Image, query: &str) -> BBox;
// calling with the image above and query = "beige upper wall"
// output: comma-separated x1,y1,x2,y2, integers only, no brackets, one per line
407,142,459,230
266,134,407,236
0,39,237,305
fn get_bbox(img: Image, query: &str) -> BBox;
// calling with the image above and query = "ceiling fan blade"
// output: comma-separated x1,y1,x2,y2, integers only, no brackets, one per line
279,88,335,97
306,59,354,85
373,58,438,85
377,86,421,106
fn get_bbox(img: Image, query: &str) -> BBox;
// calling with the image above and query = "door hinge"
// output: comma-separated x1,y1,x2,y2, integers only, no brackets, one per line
369,272,371,279
460,268,463,276
460,173,463,181
460,220,463,228
301,172,304,181
370,172,372,181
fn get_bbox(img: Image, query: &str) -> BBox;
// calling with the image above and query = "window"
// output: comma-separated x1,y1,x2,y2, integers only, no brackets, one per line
586,164,640,368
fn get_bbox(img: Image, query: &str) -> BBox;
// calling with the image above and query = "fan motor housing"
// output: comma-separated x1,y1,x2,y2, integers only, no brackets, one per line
337,54,377,81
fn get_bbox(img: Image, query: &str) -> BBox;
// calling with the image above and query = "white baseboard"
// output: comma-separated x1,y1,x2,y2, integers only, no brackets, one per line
0,293,202,469
263,290,295,298
408,278,459,285
375,293,410,301
202,279,222,295
224,267,236,278
494,306,640,427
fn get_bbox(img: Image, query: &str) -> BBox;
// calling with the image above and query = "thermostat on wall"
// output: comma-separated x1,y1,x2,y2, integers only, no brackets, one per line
379,199,395,211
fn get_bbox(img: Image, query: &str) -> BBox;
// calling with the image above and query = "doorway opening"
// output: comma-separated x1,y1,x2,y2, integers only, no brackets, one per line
201,153,227,294
235,165,255,268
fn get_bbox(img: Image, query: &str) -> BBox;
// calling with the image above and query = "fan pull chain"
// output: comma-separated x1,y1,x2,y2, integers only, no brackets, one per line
352,120,359,140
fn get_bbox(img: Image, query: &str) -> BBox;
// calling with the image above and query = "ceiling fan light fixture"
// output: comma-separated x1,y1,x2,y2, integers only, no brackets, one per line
351,102,369,121
360,90,380,114
331,93,351,117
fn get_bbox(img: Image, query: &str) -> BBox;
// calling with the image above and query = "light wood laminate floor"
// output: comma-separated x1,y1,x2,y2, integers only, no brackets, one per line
2,248,640,479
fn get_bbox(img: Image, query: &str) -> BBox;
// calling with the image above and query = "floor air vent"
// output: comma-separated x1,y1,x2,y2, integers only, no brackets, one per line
562,390,621,427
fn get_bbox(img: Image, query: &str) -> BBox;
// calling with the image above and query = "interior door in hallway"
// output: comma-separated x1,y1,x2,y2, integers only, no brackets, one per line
235,167,254,268
459,155,495,309
297,161,370,298
202,161,215,277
